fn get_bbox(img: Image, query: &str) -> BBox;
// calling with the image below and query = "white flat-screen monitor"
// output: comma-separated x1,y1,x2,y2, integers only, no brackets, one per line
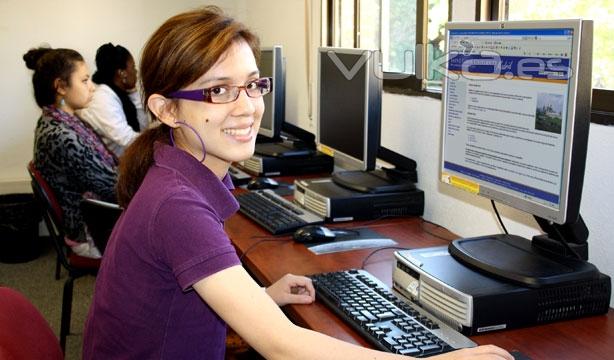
440,20,598,288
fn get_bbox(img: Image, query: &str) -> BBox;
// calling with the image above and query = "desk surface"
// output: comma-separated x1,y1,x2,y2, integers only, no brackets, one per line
226,197,614,360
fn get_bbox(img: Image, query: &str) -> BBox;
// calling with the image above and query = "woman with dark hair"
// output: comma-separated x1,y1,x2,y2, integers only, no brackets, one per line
23,47,117,258
83,7,511,360
77,43,148,156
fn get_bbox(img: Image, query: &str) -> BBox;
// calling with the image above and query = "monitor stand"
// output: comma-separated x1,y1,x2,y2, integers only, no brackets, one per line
448,215,600,288
332,168,416,193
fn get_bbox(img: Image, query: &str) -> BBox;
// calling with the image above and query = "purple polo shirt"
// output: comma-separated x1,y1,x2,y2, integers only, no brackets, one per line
83,143,241,359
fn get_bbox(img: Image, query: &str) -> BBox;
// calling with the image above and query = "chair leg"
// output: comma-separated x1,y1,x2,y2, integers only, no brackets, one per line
55,254,61,280
60,276,75,353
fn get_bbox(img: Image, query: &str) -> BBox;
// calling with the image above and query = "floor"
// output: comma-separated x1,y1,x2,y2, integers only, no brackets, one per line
0,238,95,360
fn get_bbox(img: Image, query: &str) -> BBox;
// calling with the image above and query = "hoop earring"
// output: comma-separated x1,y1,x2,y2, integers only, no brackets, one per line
169,121,206,163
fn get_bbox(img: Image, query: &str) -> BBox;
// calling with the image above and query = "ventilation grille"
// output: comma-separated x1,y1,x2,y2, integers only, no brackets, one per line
303,193,328,218
242,158,262,173
378,207,412,217
536,278,611,322
420,280,470,328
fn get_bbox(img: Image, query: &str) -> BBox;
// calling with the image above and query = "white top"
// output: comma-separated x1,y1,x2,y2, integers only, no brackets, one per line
77,84,148,157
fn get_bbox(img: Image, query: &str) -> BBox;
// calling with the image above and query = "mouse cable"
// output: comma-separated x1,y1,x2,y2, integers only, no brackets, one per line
361,246,411,270
238,236,290,262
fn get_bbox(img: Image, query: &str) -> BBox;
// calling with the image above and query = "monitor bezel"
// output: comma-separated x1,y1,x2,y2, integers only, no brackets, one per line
258,45,285,140
317,47,381,172
439,19,592,225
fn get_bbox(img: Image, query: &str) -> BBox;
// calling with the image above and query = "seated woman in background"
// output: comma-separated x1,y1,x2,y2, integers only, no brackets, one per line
24,47,117,258
82,7,511,360
77,43,148,157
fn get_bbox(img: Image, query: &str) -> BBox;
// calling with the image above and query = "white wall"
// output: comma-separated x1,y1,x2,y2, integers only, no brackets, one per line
0,0,241,190
237,0,320,134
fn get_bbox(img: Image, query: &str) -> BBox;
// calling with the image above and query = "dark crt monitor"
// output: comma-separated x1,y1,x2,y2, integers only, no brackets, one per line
258,45,285,141
440,20,602,288
317,47,383,191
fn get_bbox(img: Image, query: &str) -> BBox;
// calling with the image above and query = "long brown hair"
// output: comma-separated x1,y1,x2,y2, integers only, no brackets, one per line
117,6,260,207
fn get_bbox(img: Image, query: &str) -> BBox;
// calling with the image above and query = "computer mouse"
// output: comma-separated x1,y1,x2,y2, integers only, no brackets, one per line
292,225,358,244
246,177,279,190
293,225,338,244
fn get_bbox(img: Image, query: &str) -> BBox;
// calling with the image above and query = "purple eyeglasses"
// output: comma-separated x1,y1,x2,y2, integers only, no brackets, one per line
168,77,273,104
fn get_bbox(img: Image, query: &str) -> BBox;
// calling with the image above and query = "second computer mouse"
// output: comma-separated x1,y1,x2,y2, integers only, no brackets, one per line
293,225,357,244
246,177,279,190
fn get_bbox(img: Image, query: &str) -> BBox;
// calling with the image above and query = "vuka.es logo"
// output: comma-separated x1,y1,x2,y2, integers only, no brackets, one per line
326,47,572,82
326,50,371,80
325,49,418,81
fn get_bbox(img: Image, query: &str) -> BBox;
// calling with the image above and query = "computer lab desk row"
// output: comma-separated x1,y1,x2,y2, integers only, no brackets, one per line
225,189,614,360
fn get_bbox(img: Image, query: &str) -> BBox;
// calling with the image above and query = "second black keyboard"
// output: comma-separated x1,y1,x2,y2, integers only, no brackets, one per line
235,189,324,234
310,269,476,357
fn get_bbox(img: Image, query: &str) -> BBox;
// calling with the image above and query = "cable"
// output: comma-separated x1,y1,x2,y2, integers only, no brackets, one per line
352,215,392,228
491,200,509,234
238,236,290,262
361,246,410,269
419,218,455,241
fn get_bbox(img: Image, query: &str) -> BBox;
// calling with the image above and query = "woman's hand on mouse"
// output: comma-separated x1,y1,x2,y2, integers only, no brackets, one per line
265,273,316,306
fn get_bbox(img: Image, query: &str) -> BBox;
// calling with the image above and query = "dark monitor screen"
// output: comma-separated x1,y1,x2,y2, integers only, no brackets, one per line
318,47,380,171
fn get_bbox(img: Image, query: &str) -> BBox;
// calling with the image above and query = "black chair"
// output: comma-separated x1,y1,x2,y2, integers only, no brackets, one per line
81,198,122,255
27,161,101,353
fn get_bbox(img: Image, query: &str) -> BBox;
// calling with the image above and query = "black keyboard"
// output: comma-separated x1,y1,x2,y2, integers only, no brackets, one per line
310,269,476,357
235,189,324,234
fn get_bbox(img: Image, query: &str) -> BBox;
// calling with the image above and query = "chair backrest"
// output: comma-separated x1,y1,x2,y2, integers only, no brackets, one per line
27,161,72,269
0,287,64,359
81,198,122,255
27,161,63,235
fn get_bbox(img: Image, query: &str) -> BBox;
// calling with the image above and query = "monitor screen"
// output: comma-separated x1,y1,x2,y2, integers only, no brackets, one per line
440,20,592,225
258,46,285,140
317,47,381,171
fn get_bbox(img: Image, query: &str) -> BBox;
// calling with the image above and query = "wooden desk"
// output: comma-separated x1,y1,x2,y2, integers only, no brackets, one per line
226,211,614,359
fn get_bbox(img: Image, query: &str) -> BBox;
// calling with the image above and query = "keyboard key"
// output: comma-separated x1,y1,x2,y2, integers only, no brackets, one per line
399,348,420,356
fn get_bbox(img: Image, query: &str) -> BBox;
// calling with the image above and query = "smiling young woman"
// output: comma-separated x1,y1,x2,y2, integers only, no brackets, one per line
82,6,512,360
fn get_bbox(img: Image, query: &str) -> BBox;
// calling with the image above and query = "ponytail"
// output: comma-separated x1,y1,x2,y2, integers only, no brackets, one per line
116,124,170,207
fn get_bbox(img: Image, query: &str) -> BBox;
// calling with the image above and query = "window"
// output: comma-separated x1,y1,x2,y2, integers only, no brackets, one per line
323,0,614,123
501,0,614,124
424,0,448,91
323,0,450,96
382,0,417,74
